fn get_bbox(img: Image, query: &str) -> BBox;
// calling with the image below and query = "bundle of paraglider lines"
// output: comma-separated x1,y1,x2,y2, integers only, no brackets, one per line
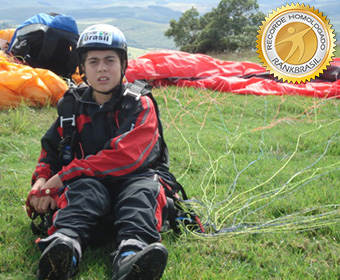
159,87,340,238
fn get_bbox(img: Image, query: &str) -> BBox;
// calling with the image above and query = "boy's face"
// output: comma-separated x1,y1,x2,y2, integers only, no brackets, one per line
84,49,123,95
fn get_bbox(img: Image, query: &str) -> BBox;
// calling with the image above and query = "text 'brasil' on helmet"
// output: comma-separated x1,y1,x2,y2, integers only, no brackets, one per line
77,24,128,67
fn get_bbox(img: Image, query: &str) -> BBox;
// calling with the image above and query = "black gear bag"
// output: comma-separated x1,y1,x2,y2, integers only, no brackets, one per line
8,12,79,77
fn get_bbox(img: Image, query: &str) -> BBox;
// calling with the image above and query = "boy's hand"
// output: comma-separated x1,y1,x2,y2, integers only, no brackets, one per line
29,174,63,213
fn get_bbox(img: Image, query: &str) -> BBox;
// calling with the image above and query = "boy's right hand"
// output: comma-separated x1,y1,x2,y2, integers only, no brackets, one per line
30,195,57,214
28,177,58,214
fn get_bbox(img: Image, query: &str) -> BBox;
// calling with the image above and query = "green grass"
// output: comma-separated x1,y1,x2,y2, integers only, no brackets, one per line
1,87,340,279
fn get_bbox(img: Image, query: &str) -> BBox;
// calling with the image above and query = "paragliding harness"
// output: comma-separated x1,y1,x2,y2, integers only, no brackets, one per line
26,80,206,236
8,12,79,77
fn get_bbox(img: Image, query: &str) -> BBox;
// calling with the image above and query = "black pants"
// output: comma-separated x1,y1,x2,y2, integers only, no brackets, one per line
49,176,168,250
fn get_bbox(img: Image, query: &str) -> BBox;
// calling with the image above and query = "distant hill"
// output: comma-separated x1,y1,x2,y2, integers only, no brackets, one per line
0,0,220,13
0,5,182,50
0,0,338,51
0,1,221,51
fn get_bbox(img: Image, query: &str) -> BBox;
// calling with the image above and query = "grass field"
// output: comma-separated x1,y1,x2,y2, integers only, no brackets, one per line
1,83,340,279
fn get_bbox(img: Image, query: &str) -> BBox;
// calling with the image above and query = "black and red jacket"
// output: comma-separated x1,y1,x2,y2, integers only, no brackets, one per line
31,83,169,186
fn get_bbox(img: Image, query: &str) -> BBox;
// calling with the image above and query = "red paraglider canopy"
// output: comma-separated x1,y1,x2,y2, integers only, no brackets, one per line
126,50,340,99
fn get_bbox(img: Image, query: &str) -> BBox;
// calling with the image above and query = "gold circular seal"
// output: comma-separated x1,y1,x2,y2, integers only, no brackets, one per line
256,3,336,83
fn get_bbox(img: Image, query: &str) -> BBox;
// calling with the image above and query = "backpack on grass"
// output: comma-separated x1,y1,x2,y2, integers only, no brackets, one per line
8,12,79,77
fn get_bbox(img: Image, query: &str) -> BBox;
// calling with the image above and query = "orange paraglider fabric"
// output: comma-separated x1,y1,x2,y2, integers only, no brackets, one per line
0,52,68,108
126,50,340,99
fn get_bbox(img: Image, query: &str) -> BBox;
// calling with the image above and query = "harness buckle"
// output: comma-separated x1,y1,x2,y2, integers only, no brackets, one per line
123,88,141,101
60,115,76,128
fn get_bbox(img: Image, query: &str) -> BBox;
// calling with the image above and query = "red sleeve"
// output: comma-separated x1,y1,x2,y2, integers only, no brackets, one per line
57,95,159,182
31,149,53,183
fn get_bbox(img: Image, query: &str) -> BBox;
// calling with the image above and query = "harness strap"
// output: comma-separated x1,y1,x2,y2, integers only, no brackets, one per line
145,91,170,168
119,80,170,168
57,90,79,165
